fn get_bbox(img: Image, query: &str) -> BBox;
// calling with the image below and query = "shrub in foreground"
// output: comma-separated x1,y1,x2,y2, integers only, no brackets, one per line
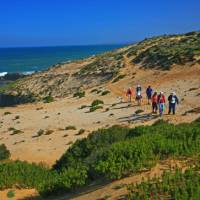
1,120,200,197
128,167,200,200
0,144,10,160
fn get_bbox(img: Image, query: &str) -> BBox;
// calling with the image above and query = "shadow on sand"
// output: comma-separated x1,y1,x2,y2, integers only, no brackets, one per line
118,113,158,123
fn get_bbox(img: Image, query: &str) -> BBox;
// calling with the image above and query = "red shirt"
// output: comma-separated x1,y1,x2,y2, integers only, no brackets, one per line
158,95,165,103
152,95,158,103
126,88,132,96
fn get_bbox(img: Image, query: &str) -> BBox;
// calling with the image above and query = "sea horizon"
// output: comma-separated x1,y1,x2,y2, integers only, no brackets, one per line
0,44,125,74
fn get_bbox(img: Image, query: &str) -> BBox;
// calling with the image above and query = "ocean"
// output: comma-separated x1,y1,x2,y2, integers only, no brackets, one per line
0,45,123,75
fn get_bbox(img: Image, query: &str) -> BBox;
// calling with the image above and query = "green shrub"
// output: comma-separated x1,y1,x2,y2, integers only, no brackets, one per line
43,96,54,103
4,112,11,115
101,90,110,96
0,144,10,160
65,126,77,130
10,129,23,135
90,89,98,93
38,165,88,197
7,190,15,198
89,105,103,112
0,82,17,93
1,121,200,197
8,127,15,131
77,129,85,135
128,168,200,200
73,91,85,98
53,125,130,171
14,115,20,120
0,161,54,190
91,99,104,107
54,122,200,182
33,129,44,138
131,32,200,70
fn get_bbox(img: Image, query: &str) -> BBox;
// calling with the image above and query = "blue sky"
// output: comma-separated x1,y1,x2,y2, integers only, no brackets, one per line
0,0,200,47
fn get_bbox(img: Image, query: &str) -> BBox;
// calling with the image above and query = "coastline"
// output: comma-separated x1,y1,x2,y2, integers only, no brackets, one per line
0,44,124,74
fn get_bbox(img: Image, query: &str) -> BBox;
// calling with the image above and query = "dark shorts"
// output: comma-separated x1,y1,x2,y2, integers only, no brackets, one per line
136,95,142,100
147,95,152,99
152,102,158,110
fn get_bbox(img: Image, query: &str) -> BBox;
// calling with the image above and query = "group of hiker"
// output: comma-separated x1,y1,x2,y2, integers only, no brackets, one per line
126,85,179,116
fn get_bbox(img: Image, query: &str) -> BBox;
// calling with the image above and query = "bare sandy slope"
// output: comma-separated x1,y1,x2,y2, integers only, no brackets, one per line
0,60,200,199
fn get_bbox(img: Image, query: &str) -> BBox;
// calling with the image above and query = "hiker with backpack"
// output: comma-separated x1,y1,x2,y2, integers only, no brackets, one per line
146,86,153,105
126,87,133,102
135,85,142,105
158,92,166,116
168,92,179,115
151,92,158,113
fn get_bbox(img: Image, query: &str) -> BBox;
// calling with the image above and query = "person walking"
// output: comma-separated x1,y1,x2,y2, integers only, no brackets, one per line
158,92,166,116
136,85,142,105
151,92,158,113
168,92,179,115
146,86,153,105
126,87,133,103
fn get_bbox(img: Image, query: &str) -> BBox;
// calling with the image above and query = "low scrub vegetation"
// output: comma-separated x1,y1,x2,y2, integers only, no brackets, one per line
101,90,110,96
45,130,54,135
88,99,104,112
73,91,85,98
131,31,200,70
89,105,103,112
91,99,104,107
76,129,85,135
128,166,200,199
1,119,200,196
112,74,126,83
7,190,15,198
10,129,23,135
0,144,10,160
4,111,12,115
65,126,77,130
0,82,17,93
43,95,54,103
33,129,44,138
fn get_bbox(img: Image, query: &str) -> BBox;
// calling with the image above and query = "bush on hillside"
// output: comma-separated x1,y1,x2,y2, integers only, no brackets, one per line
1,120,200,196
132,33,200,70
112,74,126,83
0,144,10,160
54,121,200,181
91,99,104,107
43,95,54,103
101,90,110,96
73,91,85,98
128,167,200,200
89,105,103,112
